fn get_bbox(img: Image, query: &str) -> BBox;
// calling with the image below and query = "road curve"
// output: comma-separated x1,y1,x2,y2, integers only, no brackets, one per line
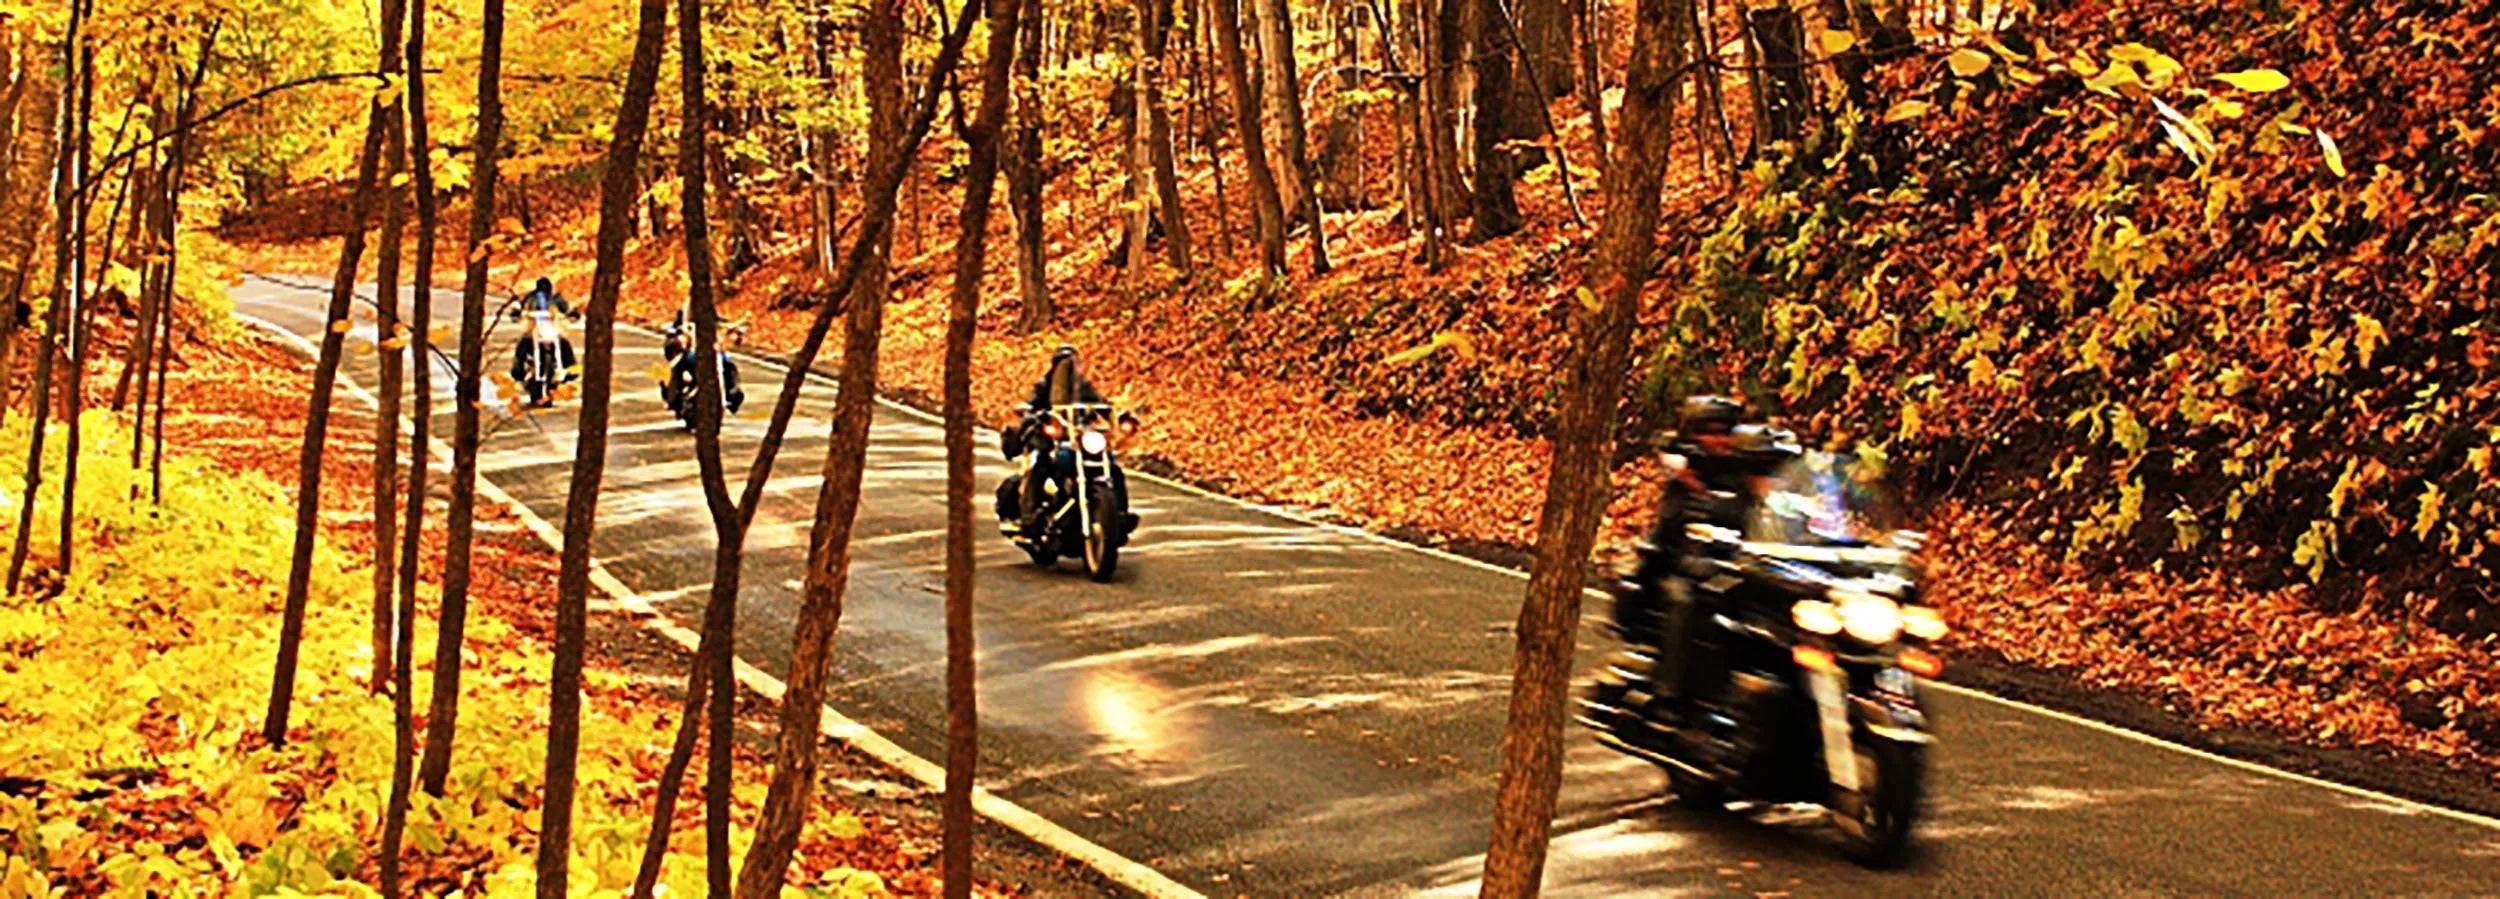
234,276,2500,897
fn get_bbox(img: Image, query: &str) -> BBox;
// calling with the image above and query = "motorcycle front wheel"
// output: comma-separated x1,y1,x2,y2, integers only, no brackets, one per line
1836,736,1924,868
1083,484,1120,582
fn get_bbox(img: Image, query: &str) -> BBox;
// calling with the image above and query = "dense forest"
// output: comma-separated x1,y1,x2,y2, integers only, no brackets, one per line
0,0,2495,892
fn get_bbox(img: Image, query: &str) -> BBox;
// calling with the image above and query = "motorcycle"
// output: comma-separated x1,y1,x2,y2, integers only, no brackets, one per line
506,301,577,407
1579,448,1943,867
659,316,745,431
994,402,1141,581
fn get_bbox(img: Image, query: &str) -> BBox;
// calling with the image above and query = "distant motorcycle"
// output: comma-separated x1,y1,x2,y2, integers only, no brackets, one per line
657,317,744,430
995,402,1140,581
505,301,577,407
1580,449,1943,867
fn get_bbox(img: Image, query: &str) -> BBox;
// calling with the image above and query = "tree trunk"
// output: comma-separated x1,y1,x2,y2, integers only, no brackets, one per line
265,6,395,743
675,0,738,892
1428,0,1467,221
532,0,669,888
1465,0,1523,241
731,3,985,896
381,0,441,884
1254,0,1329,272
942,1,1024,892
1008,0,1052,332
419,0,510,794
1747,3,1807,148
1140,0,1195,275
1475,0,1689,893
630,6,981,895
1573,0,1608,164
1210,0,1288,276
7,9,83,596
370,0,409,698
54,45,92,588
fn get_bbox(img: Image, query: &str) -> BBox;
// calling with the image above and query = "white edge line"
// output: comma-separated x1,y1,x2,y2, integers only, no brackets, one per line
655,322,2500,836
236,309,1208,899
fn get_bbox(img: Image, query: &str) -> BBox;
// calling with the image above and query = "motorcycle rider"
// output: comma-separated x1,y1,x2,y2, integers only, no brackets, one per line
1597,395,1799,729
1010,345,1116,537
668,317,747,420
508,276,580,385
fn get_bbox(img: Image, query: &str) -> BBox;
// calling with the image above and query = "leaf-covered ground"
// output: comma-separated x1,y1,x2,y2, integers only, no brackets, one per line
225,0,2500,796
0,326,1095,895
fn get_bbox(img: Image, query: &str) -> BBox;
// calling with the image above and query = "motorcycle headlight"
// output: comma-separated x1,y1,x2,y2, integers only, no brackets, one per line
1079,428,1108,455
1831,586,1903,645
534,320,561,341
1791,599,1842,636
1902,604,1949,641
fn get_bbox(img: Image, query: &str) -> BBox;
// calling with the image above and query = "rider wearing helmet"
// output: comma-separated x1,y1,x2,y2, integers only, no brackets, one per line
1009,345,1112,536
1597,395,1799,726
508,276,580,383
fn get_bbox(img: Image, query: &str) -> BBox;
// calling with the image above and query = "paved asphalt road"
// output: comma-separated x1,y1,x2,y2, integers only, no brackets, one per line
236,276,2500,897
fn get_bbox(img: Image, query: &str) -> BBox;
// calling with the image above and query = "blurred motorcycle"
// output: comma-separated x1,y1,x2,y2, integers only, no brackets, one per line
1580,449,1943,867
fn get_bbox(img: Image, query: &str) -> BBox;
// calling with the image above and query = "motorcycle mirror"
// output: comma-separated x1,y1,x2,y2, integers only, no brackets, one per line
1117,413,1140,436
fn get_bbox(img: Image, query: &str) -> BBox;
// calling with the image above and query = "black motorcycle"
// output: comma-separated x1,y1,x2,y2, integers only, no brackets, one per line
659,318,744,431
995,402,1140,581
1580,449,1944,867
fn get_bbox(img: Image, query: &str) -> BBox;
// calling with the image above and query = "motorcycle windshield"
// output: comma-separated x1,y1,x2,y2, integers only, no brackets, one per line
1742,451,1906,553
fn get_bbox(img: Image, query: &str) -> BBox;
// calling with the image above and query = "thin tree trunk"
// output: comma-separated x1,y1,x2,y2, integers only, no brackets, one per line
1465,0,1524,241
1210,0,1288,275
6,8,83,596
1254,0,1330,272
1139,0,1194,274
1008,0,1052,332
264,0,398,747
1192,0,1235,257
1573,0,1608,164
54,44,93,583
145,36,206,509
532,0,669,887
381,0,440,883
418,0,509,793
941,1,1024,891
1428,0,1466,221
370,0,411,698
631,6,982,895
1475,0,1688,892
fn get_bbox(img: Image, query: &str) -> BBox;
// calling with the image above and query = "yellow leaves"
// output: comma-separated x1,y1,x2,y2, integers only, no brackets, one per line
1819,29,1857,55
2329,457,2363,517
2293,519,2337,582
2107,43,2183,88
1882,100,1932,123
329,319,353,335
2205,97,2247,119
2352,314,2386,367
1575,285,1601,313
1946,48,1993,78
2415,484,2445,541
2214,68,2292,93
390,171,413,188
2083,61,2144,98
1385,332,1479,366
2468,446,2492,477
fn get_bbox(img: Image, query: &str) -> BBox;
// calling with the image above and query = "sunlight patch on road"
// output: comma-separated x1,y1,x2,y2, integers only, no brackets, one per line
1037,634,1336,672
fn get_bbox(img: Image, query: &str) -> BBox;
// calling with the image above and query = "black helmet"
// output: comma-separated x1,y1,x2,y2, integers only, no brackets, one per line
535,276,553,294
1053,344,1078,361
1678,395,1744,437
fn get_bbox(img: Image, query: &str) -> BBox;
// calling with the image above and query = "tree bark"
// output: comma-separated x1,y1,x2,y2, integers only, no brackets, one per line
1427,0,1467,222
1254,0,1329,272
1008,0,1052,332
381,0,441,884
730,2,985,895
265,5,396,743
369,0,412,701
630,6,981,895
419,0,510,793
7,8,84,596
1475,0,1688,893
941,1,1024,891
1747,3,1807,148
54,44,93,588
531,0,669,887
1130,0,1193,276
1210,0,1288,276
1465,0,1524,241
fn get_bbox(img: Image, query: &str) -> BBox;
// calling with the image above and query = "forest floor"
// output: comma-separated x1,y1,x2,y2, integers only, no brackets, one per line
0,320,1110,894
